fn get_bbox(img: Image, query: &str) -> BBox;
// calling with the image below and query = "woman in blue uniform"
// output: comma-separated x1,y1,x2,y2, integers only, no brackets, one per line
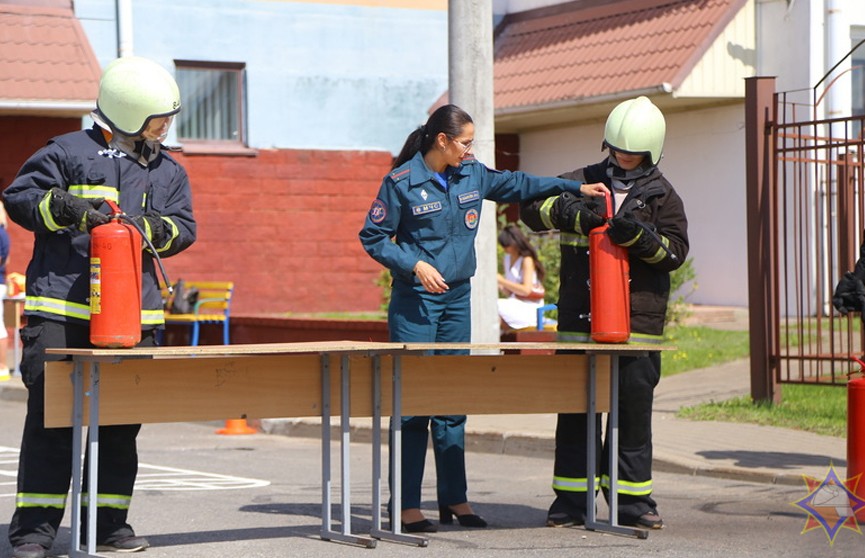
359,104,604,533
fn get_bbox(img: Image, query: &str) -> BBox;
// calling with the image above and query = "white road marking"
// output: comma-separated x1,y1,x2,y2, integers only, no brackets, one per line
0,447,270,496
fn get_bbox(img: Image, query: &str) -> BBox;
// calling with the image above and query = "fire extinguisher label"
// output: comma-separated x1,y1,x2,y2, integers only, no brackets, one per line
90,258,102,315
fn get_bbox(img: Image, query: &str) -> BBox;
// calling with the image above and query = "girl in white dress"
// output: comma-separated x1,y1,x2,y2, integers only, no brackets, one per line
496,224,546,330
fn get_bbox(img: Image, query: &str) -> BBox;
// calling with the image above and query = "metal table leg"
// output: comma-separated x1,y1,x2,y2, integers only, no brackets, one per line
319,354,375,547
585,354,597,527
370,354,427,546
69,360,103,557
370,356,385,537
584,353,647,539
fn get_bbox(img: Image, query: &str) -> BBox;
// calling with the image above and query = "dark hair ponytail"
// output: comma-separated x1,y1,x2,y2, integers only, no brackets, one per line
392,104,473,170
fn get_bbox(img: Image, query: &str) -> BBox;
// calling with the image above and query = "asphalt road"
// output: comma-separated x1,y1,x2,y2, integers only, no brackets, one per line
0,396,860,557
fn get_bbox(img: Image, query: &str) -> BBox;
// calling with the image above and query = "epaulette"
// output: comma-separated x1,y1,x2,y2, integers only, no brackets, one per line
389,167,411,183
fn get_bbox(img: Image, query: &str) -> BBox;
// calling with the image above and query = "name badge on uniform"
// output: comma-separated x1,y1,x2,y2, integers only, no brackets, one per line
458,190,480,204
412,201,442,216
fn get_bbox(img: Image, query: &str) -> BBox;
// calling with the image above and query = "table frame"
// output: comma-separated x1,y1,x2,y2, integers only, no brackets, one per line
45,341,663,555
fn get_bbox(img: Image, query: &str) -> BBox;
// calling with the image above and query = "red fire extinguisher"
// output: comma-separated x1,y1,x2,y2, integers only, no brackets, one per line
849,358,865,521
90,200,142,348
589,191,630,343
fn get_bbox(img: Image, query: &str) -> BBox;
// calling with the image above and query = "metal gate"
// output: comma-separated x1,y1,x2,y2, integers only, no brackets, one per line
746,77,865,397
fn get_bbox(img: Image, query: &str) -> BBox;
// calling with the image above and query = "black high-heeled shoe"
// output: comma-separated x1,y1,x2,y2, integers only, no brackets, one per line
401,518,438,533
439,505,488,528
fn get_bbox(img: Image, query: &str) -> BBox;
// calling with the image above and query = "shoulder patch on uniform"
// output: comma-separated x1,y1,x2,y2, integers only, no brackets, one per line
464,208,479,229
369,199,387,224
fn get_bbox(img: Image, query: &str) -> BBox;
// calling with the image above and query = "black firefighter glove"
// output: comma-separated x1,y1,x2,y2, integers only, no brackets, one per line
833,270,865,314
551,192,605,234
833,237,865,314
607,212,661,259
131,212,169,248
48,187,108,232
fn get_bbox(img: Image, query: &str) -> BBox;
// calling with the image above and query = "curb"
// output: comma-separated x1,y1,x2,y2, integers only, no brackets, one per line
0,380,811,487
0,377,26,403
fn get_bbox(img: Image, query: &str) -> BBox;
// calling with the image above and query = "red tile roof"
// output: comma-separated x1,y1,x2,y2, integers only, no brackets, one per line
0,1,101,114
494,0,745,112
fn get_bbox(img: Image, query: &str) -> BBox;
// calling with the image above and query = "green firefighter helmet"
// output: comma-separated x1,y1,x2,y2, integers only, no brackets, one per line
95,56,181,136
603,96,666,165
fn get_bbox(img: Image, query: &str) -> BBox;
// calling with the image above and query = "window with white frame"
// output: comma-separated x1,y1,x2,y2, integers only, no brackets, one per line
174,61,246,145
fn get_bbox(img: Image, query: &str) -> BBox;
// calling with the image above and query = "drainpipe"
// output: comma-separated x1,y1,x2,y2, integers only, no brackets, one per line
824,0,851,126
117,0,134,57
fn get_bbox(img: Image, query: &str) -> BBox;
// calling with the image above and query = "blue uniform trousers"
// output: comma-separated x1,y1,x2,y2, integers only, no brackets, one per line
388,279,471,510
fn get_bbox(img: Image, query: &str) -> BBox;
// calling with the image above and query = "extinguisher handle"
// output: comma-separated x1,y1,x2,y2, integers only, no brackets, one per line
104,199,122,216
601,190,614,220
850,356,865,378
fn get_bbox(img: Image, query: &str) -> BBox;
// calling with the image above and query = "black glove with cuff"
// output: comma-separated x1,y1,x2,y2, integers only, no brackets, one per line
833,270,865,314
607,213,643,246
49,187,108,232
552,192,605,234
607,212,671,262
131,212,169,248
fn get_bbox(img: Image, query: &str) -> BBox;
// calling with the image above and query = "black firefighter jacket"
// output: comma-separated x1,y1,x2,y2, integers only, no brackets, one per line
520,159,689,343
3,126,196,329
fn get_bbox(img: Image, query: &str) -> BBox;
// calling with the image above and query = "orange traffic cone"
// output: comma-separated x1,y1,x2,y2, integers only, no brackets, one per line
216,418,257,435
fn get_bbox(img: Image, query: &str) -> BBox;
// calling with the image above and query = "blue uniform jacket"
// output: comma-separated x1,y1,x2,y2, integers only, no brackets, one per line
359,152,581,286
3,126,196,327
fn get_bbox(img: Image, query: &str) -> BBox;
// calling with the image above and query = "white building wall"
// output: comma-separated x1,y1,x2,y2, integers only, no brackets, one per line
756,0,819,94
677,0,755,98
74,0,449,154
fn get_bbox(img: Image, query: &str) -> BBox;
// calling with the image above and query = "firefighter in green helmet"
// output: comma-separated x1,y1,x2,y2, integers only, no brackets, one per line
3,56,196,558
521,96,689,530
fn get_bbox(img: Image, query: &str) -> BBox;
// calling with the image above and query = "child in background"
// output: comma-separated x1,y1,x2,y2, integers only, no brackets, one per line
496,224,546,330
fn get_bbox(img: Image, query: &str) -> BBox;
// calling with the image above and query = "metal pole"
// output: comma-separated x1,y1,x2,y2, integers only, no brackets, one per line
449,0,499,346
116,0,134,58
744,76,780,404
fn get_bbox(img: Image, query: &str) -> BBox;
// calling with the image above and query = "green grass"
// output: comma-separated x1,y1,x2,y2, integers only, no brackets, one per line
677,384,847,438
662,324,847,438
661,325,750,376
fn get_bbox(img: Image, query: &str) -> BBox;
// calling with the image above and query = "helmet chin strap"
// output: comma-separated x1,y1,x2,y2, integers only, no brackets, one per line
91,110,162,166
108,131,162,167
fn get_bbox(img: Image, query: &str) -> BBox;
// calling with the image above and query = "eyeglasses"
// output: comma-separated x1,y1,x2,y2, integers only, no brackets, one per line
451,137,474,156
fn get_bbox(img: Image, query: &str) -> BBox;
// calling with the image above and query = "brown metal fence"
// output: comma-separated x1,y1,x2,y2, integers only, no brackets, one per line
768,88,865,387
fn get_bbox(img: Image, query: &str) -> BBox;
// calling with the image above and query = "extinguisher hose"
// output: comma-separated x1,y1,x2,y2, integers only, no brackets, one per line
115,214,174,295
633,220,678,262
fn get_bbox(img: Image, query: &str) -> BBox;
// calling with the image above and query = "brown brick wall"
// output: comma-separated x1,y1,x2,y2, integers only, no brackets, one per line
168,149,392,315
1,119,393,316
0,115,84,285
